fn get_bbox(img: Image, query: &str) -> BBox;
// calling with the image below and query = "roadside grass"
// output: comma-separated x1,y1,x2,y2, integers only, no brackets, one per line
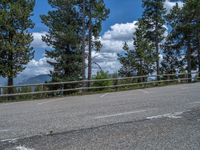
0,79,198,103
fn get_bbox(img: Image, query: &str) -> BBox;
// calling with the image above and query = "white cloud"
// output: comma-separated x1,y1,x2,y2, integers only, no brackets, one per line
15,21,137,78
0,58,52,85
31,32,49,48
92,21,138,74
164,0,184,12
29,25,131,76
18,57,52,78
102,21,137,41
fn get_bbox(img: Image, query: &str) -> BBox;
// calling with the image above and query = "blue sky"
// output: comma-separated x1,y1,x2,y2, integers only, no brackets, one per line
31,0,143,60
32,0,143,33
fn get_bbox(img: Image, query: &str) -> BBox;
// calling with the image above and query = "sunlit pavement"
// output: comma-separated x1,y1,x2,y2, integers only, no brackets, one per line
1,83,200,150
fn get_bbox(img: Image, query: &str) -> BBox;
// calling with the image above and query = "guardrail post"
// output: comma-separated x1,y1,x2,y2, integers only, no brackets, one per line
114,79,118,91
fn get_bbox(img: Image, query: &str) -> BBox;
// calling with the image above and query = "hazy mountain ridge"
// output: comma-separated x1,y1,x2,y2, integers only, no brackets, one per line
0,74,51,86
18,74,51,85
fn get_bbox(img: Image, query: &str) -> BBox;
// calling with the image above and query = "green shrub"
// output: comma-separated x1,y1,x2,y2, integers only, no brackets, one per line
93,71,112,88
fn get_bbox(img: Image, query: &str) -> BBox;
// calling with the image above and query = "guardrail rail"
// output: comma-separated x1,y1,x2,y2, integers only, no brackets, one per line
0,72,199,101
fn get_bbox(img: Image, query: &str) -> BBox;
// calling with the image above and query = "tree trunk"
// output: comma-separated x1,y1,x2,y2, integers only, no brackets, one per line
198,34,200,78
8,77,14,93
81,0,86,82
7,51,14,100
156,42,160,81
139,59,143,82
87,4,92,87
7,77,14,100
198,49,200,78
155,6,160,81
187,41,192,83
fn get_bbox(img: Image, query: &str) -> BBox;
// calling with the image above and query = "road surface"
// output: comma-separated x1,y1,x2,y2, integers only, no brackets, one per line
0,83,200,150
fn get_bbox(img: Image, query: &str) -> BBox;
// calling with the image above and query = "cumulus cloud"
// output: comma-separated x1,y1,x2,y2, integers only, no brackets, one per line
31,32,49,48
92,21,137,74
102,21,137,41
15,21,137,78
15,32,52,79
20,16,171,77
27,19,167,76
164,0,184,12
18,57,52,78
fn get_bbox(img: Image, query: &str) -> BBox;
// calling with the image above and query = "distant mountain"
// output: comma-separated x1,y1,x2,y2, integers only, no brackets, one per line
18,74,51,85
0,77,6,86
170,0,183,2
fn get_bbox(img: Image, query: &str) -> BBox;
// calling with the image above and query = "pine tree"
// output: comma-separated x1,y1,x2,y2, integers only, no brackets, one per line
118,20,155,79
194,26,200,78
0,0,35,95
41,0,83,83
142,0,166,79
133,20,156,77
161,3,184,75
84,0,109,86
118,42,135,77
163,0,199,82
182,0,197,82
189,0,200,78
81,0,86,81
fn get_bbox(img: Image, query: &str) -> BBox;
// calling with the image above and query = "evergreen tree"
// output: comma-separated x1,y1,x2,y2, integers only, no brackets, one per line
118,42,135,77
161,3,184,75
118,20,155,78
84,0,109,85
81,0,86,81
142,0,166,79
41,0,83,83
194,24,200,78
189,0,200,77
133,20,156,77
182,0,197,82
163,0,199,82
0,0,35,95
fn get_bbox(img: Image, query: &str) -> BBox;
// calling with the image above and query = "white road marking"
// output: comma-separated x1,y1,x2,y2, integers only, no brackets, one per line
139,89,150,94
146,112,183,120
37,99,59,105
189,101,200,105
0,129,9,132
95,110,146,119
100,93,110,98
1,138,18,143
16,146,34,150
181,87,190,90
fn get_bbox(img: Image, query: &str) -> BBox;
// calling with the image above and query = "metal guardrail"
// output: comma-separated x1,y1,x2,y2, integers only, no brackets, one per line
0,72,199,99
0,72,193,88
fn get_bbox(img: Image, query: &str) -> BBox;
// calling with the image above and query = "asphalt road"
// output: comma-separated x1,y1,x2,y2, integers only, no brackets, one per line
0,83,200,150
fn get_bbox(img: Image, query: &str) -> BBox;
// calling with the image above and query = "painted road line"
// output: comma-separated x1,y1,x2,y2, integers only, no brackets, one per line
0,129,9,132
181,87,189,90
16,146,34,150
100,93,110,98
146,112,183,120
189,101,200,104
95,110,146,119
37,99,60,105
139,89,150,94
1,138,18,143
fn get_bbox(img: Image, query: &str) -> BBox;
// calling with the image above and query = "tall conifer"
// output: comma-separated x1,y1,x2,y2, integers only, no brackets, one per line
0,0,35,94
142,0,166,79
